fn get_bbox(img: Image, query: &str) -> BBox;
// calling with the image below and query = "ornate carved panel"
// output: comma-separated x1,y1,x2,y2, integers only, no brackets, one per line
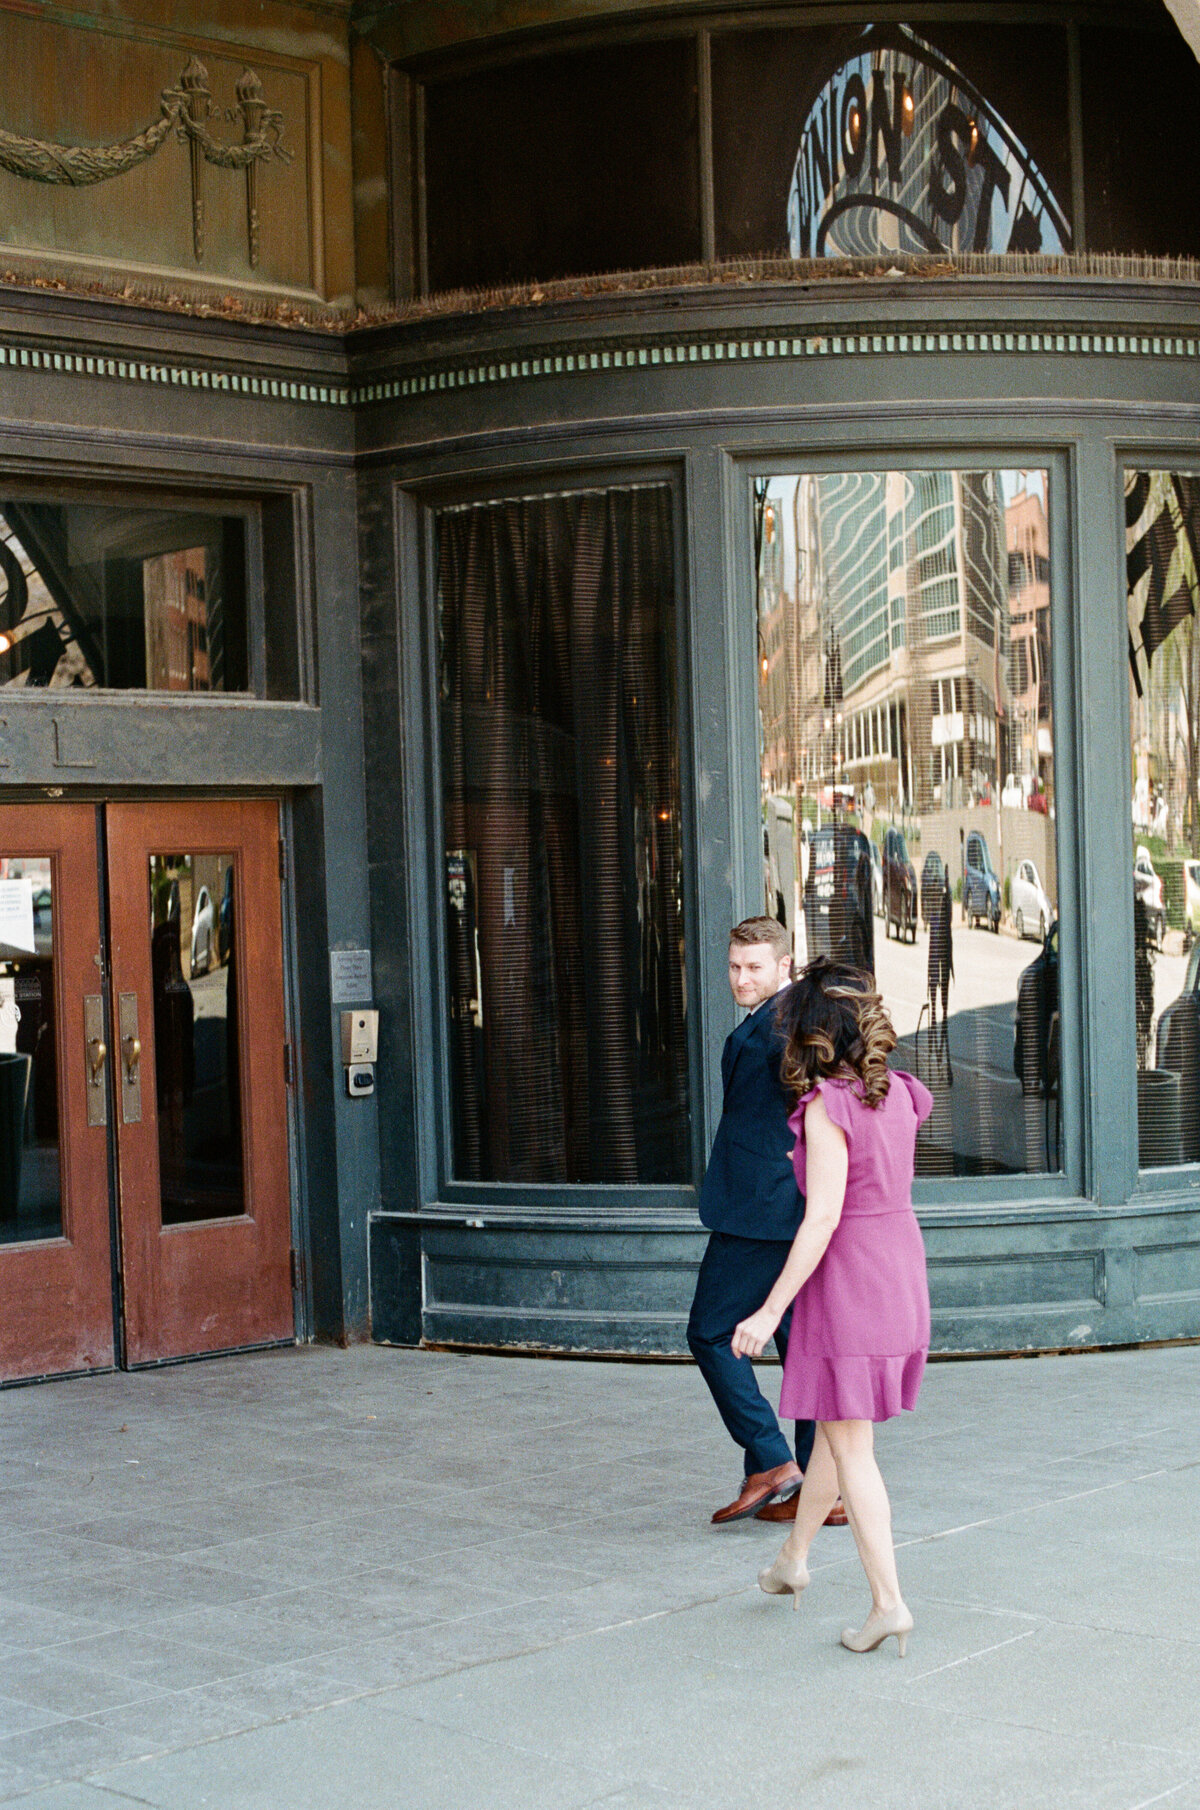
0,14,324,298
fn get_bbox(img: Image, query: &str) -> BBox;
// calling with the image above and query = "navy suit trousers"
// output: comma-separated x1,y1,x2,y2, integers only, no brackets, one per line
687,1231,816,1477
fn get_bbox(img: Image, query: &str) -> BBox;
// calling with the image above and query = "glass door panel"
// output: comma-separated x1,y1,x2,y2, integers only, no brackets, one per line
148,852,243,1224
1,856,61,1241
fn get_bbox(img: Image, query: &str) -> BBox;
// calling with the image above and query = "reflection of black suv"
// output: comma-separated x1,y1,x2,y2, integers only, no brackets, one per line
1154,941,1200,1163
803,825,875,971
964,830,1001,933
882,826,917,943
1014,921,1058,1096
920,851,946,929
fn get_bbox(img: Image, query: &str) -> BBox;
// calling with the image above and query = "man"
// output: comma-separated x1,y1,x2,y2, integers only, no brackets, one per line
688,916,844,1526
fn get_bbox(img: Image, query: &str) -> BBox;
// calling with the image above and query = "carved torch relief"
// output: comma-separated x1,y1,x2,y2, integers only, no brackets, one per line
0,57,289,267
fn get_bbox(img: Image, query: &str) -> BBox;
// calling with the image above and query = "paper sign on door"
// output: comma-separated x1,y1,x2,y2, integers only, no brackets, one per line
0,879,35,954
0,978,17,1054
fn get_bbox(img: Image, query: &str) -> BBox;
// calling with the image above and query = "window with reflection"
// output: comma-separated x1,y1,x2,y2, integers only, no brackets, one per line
436,485,689,1184
148,853,243,1223
1126,471,1200,1168
0,856,60,1241
757,466,1060,1176
0,502,247,692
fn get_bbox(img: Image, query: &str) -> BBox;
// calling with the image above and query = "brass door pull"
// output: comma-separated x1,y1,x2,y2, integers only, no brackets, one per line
88,1038,107,1086
122,1035,142,1084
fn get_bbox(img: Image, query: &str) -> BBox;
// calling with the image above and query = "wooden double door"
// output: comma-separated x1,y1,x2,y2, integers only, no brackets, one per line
0,799,294,1382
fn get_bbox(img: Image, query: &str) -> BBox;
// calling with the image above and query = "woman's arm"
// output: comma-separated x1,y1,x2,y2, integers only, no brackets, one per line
730,1092,849,1359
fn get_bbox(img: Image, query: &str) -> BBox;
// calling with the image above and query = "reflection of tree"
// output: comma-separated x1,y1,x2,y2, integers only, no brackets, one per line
1127,472,1200,855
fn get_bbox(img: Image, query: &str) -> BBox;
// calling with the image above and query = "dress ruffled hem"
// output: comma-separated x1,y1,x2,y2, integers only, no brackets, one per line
779,1349,927,1423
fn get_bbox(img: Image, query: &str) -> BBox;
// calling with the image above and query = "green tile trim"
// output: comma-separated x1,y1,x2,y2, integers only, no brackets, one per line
2,321,1196,414
0,340,351,408
349,324,1200,405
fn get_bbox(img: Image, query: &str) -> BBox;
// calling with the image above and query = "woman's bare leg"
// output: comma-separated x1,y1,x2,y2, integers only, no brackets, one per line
822,1418,904,1613
779,1423,840,1562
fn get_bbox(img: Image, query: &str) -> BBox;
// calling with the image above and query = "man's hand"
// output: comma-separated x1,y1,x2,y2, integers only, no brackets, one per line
731,1305,781,1360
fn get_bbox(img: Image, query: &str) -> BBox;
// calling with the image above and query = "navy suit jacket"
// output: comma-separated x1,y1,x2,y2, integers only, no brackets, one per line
698,994,806,1242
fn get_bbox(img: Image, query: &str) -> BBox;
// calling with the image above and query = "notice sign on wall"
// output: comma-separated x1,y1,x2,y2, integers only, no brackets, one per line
0,879,35,954
330,948,373,1005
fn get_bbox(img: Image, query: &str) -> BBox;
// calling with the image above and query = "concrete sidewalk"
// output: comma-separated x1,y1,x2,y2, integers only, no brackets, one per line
1,1340,1199,1810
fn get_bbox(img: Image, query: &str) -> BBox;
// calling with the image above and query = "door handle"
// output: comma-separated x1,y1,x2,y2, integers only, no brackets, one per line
83,994,108,1128
117,992,142,1124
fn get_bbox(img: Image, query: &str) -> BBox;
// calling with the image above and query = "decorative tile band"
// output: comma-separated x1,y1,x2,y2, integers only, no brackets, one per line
351,326,1200,406
0,340,350,407
2,322,1197,414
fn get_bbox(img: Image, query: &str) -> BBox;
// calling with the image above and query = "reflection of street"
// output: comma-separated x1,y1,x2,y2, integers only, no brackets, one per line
188,965,229,1023
874,919,1055,1175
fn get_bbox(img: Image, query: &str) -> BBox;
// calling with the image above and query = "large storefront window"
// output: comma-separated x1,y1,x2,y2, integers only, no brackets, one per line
1126,471,1200,1168
757,466,1059,1177
436,485,689,1185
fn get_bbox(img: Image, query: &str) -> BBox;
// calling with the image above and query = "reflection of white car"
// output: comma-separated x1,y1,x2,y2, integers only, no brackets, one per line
1134,846,1165,946
190,886,215,975
1012,859,1053,941
1185,859,1200,932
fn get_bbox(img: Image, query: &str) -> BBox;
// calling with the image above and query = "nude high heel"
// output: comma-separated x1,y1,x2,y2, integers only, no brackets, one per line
757,1551,810,1610
840,1604,913,1656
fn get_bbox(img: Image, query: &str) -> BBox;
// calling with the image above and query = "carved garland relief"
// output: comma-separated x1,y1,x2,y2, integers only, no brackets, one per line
0,57,288,267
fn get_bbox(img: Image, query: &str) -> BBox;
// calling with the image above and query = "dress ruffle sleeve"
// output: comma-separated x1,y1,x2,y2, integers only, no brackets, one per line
789,1078,861,1141
894,1070,933,1124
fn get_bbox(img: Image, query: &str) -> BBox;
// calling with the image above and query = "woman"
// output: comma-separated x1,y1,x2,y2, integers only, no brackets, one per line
732,956,931,1657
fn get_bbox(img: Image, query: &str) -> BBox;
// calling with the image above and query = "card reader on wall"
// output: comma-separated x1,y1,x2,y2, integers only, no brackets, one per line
341,1009,378,1097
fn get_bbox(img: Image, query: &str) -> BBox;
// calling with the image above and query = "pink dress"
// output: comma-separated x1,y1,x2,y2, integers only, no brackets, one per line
778,1072,933,1423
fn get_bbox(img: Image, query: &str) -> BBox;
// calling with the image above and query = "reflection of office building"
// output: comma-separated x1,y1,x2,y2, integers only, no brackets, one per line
144,549,211,693
765,470,1009,814
1006,485,1052,795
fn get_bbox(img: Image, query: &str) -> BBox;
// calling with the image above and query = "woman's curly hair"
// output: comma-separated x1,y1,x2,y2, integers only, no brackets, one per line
774,956,897,1108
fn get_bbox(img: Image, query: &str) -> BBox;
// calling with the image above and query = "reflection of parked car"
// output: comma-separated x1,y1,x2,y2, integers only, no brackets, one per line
869,840,883,918
1012,859,1053,942
803,824,875,971
1134,845,1165,947
1184,859,1200,934
964,831,1001,932
1014,920,1059,1096
920,851,946,929
190,885,216,975
882,826,917,943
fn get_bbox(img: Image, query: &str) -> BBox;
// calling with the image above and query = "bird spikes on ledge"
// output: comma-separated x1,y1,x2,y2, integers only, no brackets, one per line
0,251,1198,334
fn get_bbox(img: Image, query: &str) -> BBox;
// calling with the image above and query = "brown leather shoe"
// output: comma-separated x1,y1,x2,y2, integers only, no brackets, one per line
755,1492,849,1527
711,1461,803,1524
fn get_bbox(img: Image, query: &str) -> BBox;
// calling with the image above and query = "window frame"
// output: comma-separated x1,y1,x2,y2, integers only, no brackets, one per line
1116,449,1200,1194
400,459,704,1215
731,444,1085,1210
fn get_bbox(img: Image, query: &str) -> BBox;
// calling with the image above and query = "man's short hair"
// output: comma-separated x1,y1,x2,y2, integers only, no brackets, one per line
729,916,791,960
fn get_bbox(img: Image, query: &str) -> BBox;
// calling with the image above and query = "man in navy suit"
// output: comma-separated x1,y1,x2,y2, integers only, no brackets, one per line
688,917,823,1524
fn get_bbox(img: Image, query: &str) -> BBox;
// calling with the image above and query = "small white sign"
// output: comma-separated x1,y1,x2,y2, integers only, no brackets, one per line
0,879,35,954
0,977,17,1054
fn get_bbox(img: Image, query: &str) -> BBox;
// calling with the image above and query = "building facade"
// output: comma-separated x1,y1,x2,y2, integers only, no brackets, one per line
4,0,1200,1381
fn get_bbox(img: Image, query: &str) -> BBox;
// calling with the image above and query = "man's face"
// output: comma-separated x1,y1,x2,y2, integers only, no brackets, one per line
728,941,792,1010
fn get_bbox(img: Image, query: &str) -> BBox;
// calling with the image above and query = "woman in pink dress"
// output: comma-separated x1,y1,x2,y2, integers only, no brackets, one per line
732,956,932,1657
